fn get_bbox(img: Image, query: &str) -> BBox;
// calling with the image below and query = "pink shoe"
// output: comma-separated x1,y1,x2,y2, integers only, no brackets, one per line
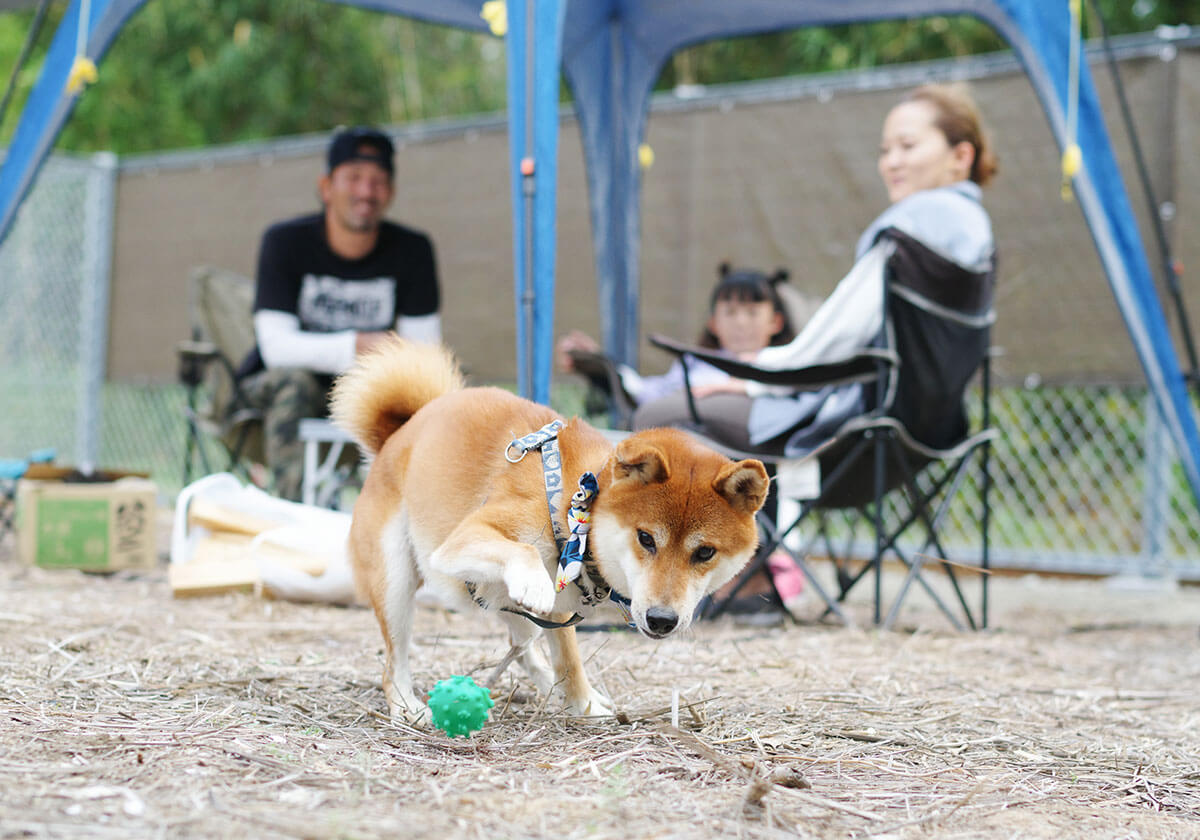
767,552,806,615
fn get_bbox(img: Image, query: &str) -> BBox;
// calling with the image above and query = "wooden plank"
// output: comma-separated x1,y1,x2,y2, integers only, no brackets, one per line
168,556,257,598
186,497,281,537
169,534,329,597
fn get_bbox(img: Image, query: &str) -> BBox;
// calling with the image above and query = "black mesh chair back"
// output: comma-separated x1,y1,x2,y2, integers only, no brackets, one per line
815,228,995,509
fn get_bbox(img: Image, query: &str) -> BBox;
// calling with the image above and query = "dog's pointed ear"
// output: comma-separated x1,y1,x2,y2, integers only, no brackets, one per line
612,439,670,486
714,459,769,514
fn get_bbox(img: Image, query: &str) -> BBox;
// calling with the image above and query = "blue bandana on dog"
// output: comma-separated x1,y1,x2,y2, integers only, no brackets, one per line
555,471,597,592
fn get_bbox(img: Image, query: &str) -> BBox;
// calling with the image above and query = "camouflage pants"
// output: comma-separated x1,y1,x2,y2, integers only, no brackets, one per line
239,367,329,501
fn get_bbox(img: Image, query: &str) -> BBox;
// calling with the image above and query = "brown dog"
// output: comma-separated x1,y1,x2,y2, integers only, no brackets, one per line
332,337,768,724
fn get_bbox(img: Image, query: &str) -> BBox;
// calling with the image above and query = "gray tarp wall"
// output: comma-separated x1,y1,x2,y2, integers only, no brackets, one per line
106,43,1196,389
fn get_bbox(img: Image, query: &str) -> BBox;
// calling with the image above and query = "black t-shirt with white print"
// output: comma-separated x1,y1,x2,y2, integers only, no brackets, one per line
238,212,439,378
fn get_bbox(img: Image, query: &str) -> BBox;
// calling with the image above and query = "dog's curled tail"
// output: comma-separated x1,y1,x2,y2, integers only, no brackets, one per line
330,336,464,455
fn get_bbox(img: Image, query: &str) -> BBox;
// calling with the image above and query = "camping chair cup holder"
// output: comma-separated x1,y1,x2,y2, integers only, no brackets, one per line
648,228,997,631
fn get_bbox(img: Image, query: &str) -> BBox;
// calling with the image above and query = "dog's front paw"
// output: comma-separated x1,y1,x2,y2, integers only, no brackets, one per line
567,688,613,717
503,564,556,616
388,700,432,728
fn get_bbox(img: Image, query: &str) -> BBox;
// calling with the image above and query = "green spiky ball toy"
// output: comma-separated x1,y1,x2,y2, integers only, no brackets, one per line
428,675,495,737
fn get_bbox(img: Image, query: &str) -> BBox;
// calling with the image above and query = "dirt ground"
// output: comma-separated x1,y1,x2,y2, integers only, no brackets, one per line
2,527,1199,839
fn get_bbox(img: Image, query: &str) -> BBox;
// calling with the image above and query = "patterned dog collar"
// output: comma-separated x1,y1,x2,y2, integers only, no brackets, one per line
499,421,632,627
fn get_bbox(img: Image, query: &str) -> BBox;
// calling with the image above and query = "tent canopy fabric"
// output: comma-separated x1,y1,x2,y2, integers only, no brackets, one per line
0,0,1197,505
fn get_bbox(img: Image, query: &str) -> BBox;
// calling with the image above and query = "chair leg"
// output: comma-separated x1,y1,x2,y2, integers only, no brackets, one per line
981,436,992,630
919,520,978,631
871,429,887,626
875,441,989,631
703,503,852,625
982,345,992,630
183,417,218,486
882,544,965,631
183,421,198,486
757,516,849,624
182,383,213,486
825,510,876,612
889,448,977,630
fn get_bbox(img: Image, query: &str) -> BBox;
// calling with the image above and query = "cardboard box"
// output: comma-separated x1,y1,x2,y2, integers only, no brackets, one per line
17,465,158,571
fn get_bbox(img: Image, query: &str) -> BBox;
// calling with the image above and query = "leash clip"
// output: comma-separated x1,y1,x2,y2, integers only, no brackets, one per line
504,418,566,464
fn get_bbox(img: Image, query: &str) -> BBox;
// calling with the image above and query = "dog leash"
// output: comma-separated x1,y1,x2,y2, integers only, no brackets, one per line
501,420,633,628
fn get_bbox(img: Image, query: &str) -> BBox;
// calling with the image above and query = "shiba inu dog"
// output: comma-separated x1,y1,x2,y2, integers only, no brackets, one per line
332,337,768,724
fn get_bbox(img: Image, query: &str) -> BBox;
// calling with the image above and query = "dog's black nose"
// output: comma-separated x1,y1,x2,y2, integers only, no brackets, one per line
645,606,678,636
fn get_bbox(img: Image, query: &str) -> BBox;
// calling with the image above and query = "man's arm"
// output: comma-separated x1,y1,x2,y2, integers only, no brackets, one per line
255,310,358,374
354,314,441,357
396,313,442,344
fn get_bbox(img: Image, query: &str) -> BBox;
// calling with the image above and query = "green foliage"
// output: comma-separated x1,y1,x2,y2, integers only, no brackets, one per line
0,0,506,154
658,2,1200,89
660,17,1006,89
0,0,1196,153
1086,0,1198,34
60,0,494,153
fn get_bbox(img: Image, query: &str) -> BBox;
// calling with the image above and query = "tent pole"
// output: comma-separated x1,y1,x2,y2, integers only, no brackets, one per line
1089,2,1199,391
519,0,536,400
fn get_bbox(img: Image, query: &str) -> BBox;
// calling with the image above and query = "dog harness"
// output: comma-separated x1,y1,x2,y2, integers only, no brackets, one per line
501,419,633,628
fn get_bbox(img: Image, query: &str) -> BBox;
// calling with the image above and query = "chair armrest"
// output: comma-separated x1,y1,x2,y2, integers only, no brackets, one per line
567,349,619,386
176,339,220,361
566,349,638,427
175,339,247,403
176,340,221,388
647,334,894,391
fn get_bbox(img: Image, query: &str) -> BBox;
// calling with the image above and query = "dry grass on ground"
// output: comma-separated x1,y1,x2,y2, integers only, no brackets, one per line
2,540,1199,839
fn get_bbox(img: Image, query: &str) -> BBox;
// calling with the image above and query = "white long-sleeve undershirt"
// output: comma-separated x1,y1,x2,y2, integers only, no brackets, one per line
254,309,443,374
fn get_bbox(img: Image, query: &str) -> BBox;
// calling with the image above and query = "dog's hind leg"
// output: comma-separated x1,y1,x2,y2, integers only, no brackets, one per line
490,612,554,696
377,514,429,725
544,628,612,717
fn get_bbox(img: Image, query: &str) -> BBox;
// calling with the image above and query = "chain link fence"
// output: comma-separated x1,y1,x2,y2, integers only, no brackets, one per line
0,153,186,492
875,386,1200,579
1,155,103,467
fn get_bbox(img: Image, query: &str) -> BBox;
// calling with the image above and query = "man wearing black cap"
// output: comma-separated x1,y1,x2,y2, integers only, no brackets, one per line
237,125,441,500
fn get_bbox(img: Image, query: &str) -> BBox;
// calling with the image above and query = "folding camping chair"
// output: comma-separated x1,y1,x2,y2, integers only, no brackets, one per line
177,266,366,508
649,228,997,630
177,265,265,486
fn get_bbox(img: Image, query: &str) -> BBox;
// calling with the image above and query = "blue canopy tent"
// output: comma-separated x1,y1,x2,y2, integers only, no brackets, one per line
0,0,1198,505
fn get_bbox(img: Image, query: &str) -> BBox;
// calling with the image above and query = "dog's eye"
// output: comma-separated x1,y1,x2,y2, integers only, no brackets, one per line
637,530,656,552
691,546,716,564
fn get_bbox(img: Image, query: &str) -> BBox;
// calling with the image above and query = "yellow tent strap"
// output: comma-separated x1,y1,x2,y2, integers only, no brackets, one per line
1061,0,1082,201
66,0,97,95
480,0,507,36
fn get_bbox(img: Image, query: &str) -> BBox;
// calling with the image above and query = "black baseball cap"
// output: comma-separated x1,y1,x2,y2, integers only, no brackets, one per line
327,126,394,175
